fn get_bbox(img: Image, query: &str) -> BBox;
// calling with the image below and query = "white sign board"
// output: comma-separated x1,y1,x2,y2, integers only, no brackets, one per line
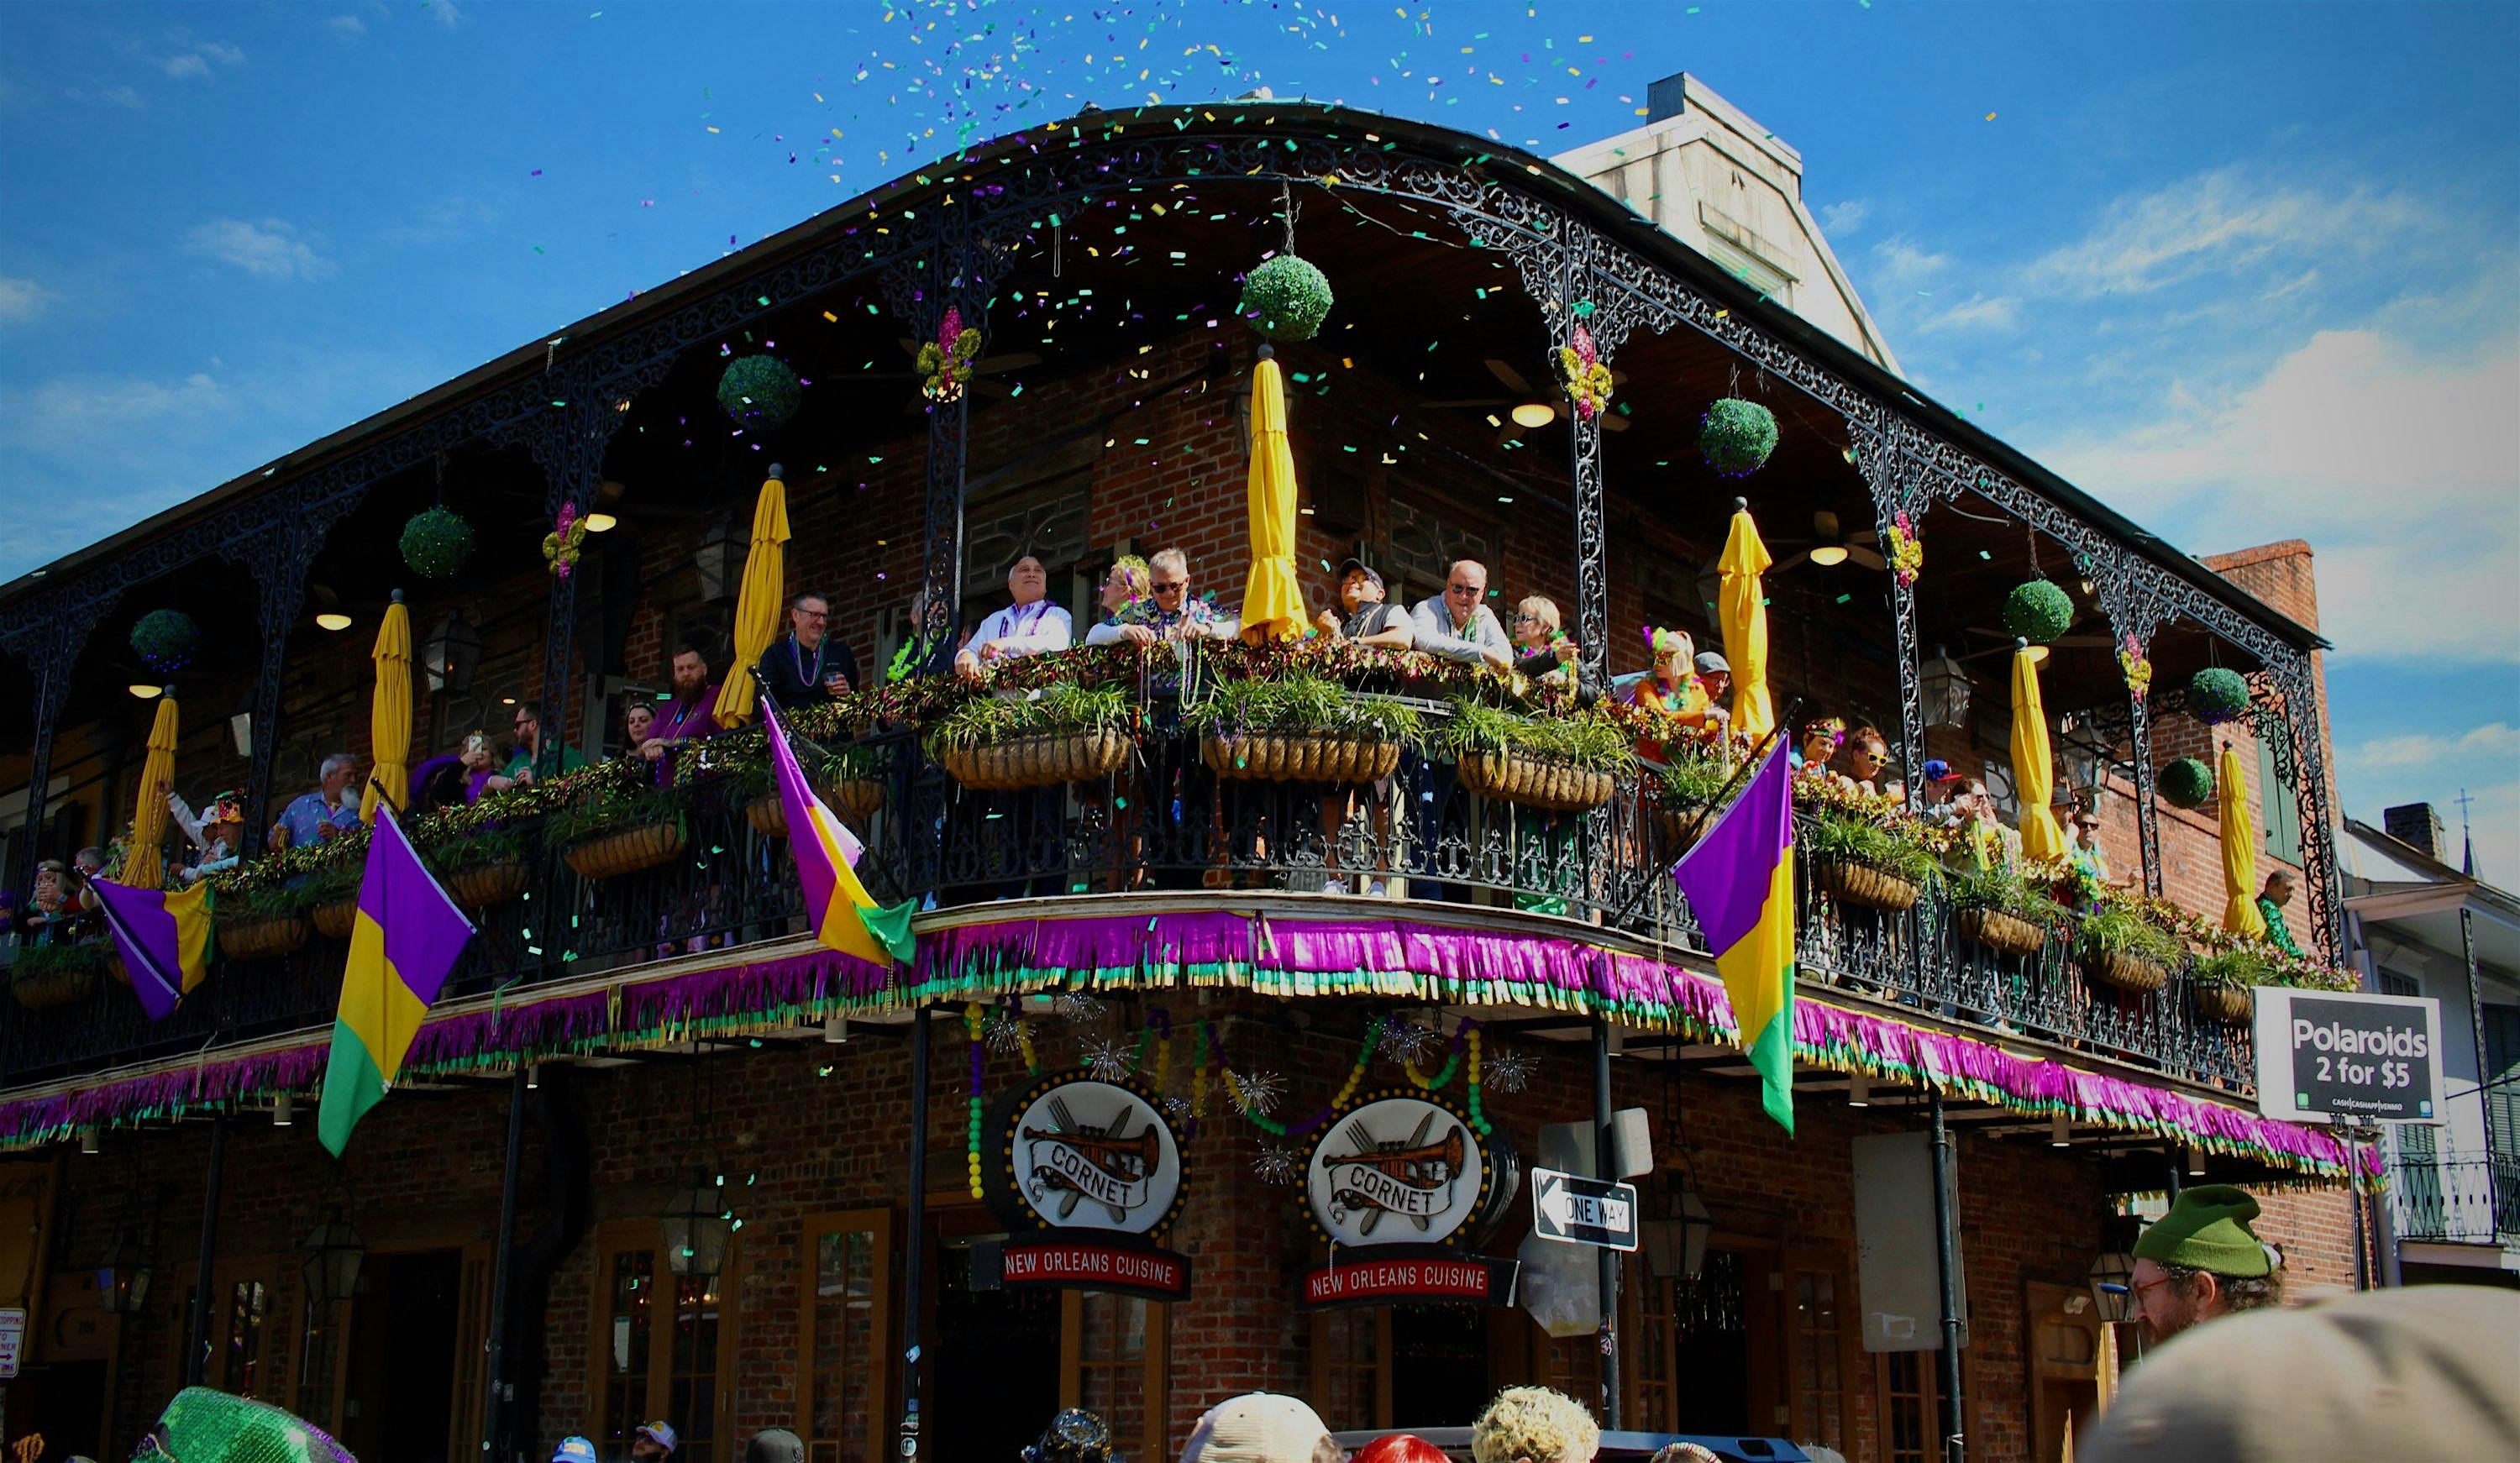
1305,1093,1492,1248
1529,1167,1640,1251
2254,988,2444,1125
0,1305,24,1379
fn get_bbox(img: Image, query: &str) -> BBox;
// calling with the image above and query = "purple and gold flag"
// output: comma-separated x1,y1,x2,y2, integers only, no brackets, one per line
1670,742,1798,1133
318,804,474,1156
91,878,215,1022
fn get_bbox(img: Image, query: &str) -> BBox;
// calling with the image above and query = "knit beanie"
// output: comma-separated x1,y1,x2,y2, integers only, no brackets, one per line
1177,1392,1340,1463
2132,1185,2271,1277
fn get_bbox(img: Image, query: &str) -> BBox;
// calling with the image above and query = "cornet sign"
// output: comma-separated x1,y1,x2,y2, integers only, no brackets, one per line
1305,1091,1494,1249
984,1071,1188,1235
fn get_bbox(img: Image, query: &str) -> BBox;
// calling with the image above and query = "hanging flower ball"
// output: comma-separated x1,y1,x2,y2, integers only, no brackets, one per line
2160,756,2216,810
399,506,475,580
1238,254,1334,341
129,610,200,674
2002,579,2076,644
2188,667,2252,726
717,354,801,427
1698,398,1779,477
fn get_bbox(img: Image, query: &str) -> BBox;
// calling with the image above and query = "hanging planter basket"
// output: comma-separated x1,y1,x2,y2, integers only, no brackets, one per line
1239,254,1335,341
1809,856,1923,914
11,961,100,1011
564,820,687,880
717,354,801,427
1698,398,1779,477
744,776,886,840
1456,750,1617,812
2158,756,2216,810
312,899,361,942
1654,805,1709,857
2002,579,2077,645
129,610,202,674
1201,730,1404,785
2083,947,2170,994
939,729,1133,792
444,861,529,910
2196,982,2254,1025
399,506,475,579
2187,668,2252,726
1954,905,2049,959
218,913,310,963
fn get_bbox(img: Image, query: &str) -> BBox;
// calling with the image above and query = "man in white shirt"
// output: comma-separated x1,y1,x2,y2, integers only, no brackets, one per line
1409,559,1512,669
956,555,1074,681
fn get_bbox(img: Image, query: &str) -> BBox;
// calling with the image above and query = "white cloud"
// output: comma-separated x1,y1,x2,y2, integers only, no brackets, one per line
1914,293,2019,334
426,0,465,26
154,39,244,79
0,277,55,323
2027,167,2430,300
1870,236,1946,291
66,82,146,109
157,54,210,79
2347,723,2520,773
2340,729,2520,887
328,15,367,37
1819,199,1869,238
2039,328,2520,664
183,218,338,281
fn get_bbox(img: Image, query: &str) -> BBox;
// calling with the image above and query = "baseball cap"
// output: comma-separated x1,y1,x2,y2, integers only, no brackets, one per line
1336,557,1384,592
552,1439,600,1463
1693,651,1730,675
636,1423,680,1454
1922,758,1963,784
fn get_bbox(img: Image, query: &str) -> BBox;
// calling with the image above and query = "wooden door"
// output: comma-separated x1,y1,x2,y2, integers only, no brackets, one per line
2024,1280,2112,1462
590,1219,743,1463
796,1208,895,1463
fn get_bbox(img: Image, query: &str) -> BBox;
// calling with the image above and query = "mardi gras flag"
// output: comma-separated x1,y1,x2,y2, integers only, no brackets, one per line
91,878,215,1022
1670,742,1798,1132
765,704,916,968
318,805,475,1156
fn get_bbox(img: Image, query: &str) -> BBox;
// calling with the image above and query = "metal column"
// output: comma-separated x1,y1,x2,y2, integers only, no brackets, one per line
184,1113,229,1385
1928,1093,1966,1462
1593,1015,1622,1429
900,1004,932,1460
482,1066,529,1460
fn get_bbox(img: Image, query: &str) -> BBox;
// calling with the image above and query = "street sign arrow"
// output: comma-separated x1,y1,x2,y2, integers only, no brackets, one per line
1530,1167,1640,1251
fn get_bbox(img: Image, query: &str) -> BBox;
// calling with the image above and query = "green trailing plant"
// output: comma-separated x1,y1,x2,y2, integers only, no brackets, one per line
227,861,360,920
11,938,114,985
1947,863,2068,924
717,354,802,427
721,737,889,803
2187,667,2251,726
545,783,690,848
1698,397,1779,477
2192,946,2273,989
1239,254,1335,341
1434,701,1632,773
2002,579,2076,644
1802,806,1939,887
414,825,528,873
2158,756,2216,810
1654,742,1733,812
2076,903,2184,968
129,610,201,673
1180,673,1422,742
399,506,475,579
923,684,1135,758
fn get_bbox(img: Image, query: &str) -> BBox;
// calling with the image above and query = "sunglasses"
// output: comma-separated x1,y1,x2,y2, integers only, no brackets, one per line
1447,582,1480,594
1151,579,1186,593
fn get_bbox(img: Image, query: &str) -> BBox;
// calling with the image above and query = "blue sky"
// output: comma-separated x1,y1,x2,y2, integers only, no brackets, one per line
3,0,2514,876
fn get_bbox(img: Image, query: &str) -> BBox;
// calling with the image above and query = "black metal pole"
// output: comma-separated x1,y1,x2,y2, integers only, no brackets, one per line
900,1003,932,1460
185,1112,228,1384
1593,1015,1622,1429
1927,1093,1966,1462
2464,906,2494,1166
2349,1131,2371,1291
482,1066,528,1460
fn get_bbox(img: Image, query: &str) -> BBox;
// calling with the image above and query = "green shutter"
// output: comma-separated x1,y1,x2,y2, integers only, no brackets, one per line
2257,736,2303,867
2483,1004,2520,1165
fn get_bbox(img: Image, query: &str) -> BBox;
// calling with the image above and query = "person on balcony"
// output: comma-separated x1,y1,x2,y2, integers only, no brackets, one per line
1845,723,1901,800
638,643,722,785
1317,559,1407,896
1084,548,1234,651
1409,559,1512,669
19,860,77,945
1693,650,1732,709
1091,553,1151,631
955,555,1074,681
166,790,245,884
2256,869,2305,958
1314,558,1415,651
1628,628,1727,765
1919,759,1968,826
501,703,585,787
1093,549,1233,886
757,590,860,710
270,752,363,851
1507,595,1579,688
1792,716,1847,777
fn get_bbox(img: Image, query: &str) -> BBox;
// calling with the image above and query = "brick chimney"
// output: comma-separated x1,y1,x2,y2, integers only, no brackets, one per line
2385,802,2446,862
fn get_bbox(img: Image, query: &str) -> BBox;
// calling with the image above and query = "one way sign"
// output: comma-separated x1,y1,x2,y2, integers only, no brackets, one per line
1530,1167,1640,1251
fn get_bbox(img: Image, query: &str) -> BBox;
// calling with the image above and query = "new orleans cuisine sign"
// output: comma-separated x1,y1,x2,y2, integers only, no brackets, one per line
975,1070,1194,1300
1300,1089,1520,1308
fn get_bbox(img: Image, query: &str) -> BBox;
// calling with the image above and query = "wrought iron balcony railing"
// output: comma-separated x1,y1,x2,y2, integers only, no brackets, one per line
2389,1155,2520,1246
0,718,2258,1095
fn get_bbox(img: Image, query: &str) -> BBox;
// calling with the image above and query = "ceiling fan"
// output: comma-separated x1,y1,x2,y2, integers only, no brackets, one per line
1772,510,1884,573
839,338,1047,411
1424,358,1631,447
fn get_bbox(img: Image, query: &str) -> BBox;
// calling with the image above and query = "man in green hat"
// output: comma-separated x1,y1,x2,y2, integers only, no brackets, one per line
2123,1184,2283,1341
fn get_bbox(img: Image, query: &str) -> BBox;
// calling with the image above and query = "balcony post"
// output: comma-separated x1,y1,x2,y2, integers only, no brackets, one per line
2465,905,2497,1170
1928,1092,1967,1462
1854,422,1928,814
2277,653,2344,959
184,1110,228,1384
482,1064,528,1459
519,386,627,755
0,602,99,880
238,522,316,847
900,1002,932,1460
2095,570,2167,899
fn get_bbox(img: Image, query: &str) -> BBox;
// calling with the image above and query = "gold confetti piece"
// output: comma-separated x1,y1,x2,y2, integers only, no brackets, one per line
1985,112,1998,121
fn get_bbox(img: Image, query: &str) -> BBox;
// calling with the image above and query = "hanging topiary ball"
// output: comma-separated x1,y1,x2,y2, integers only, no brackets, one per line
400,506,475,579
2187,667,2252,726
2159,756,2216,810
2002,579,2076,644
1698,398,1779,477
1238,254,1334,341
129,610,200,674
717,354,801,427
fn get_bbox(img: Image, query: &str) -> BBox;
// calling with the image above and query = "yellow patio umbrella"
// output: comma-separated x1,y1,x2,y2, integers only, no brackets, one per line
1237,344,1305,642
360,590,413,823
2009,643,2067,861
124,688,180,890
2220,740,2269,937
711,466,792,727
1716,499,1776,742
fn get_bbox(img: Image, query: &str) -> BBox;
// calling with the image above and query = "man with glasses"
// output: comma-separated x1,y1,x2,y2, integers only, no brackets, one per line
2113,1184,2286,1343
756,589,861,711
1084,548,1234,648
501,702,586,786
1409,559,1513,669
956,555,1074,682
1088,548,1231,886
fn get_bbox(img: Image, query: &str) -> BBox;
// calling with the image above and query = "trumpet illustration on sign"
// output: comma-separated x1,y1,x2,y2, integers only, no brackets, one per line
1325,1109,1465,1235
1023,1093,1159,1224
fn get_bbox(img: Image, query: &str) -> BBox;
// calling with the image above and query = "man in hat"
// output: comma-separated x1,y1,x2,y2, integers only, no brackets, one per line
629,1422,680,1463
2122,1184,2283,1342
1315,558,1413,649
1692,650,1732,710
552,1439,601,1463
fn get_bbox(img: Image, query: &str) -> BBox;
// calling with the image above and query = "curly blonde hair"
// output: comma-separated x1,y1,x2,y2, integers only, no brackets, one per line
1469,1387,1599,1463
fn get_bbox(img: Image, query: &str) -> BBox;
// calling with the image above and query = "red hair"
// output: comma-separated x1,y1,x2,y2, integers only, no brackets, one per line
1352,1437,1451,1463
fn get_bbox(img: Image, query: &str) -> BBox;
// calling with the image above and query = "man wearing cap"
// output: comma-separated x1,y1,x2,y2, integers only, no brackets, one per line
1693,651,1731,711
552,1439,601,1463
628,1421,680,1462
2123,1184,2283,1342
1315,558,1414,649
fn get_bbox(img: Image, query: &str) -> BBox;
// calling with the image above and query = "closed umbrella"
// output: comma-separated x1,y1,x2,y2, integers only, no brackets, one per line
711,467,792,727
2220,740,2268,937
124,689,181,890
2009,644,2067,861
360,591,412,823
1237,344,1305,642
1717,500,1776,742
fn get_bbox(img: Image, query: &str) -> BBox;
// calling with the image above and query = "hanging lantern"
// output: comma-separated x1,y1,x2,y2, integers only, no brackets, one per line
660,1167,734,1281
1920,645,1973,729
94,1230,155,1314
300,1206,367,1304
2087,1247,2138,1324
421,609,483,695
695,517,745,606
1639,1188,1714,1282
2058,717,2111,795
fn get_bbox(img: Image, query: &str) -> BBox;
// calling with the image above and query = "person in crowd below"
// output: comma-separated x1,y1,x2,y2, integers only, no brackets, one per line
1354,1438,1448,1463
742,1429,805,1463
1844,723,1899,799
2077,1284,2519,1463
1086,548,1235,648
1469,1386,1599,1463
627,1420,679,1463
1019,1407,1121,1463
957,555,1074,680
2111,1183,2285,1344
20,859,76,945
2256,869,2304,957
1507,595,1579,687
551,1438,600,1463
1178,1392,1341,1463
504,701,585,786
270,752,363,850
1093,553,1151,629
1313,558,1415,650
1792,716,1846,777
1410,558,1512,669
143,1387,358,1463
1651,1447,1724,1463
166,791,247,884
757,590,860,710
